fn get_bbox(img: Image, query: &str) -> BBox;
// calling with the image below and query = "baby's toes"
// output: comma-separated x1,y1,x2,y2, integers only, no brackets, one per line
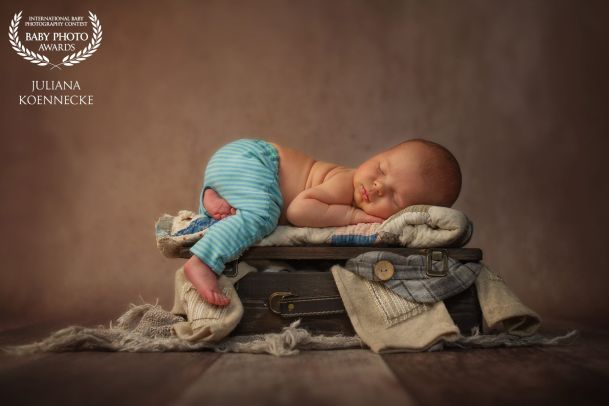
218,202,232,215
230,208,236,215
211,291,231,306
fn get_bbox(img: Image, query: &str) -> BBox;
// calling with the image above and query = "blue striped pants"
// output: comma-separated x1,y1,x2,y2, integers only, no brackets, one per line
189,139,283,274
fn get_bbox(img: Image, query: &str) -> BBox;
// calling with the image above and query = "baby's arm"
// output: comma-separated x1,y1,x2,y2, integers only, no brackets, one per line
287,172,384,227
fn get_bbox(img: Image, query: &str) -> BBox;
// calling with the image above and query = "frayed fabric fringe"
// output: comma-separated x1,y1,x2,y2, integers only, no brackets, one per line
437,326,579,351
1,303,578,356
1,303,363,357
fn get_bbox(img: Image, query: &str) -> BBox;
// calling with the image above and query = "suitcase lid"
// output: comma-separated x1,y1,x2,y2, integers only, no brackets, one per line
238,246,482,262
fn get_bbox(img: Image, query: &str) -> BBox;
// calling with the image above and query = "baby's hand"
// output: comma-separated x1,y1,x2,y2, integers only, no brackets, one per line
350,208,385,225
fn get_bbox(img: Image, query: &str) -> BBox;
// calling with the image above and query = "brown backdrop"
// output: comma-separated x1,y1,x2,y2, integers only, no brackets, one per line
1,0,608,328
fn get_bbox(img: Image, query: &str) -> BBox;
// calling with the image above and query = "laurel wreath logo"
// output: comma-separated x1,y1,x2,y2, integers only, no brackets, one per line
8,10,102,70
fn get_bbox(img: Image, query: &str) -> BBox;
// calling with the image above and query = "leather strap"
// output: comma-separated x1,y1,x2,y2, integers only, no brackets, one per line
271,294,346,317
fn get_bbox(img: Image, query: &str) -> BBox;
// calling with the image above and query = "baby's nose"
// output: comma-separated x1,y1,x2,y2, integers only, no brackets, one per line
373,181,384,195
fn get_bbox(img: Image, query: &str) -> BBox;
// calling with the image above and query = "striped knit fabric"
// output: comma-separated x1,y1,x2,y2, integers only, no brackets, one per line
190,139,283,274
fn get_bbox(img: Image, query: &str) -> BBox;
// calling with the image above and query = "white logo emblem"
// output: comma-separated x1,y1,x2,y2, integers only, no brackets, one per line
8,10,102,70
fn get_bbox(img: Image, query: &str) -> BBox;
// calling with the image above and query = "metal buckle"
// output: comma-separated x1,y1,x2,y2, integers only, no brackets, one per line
224,257,241,277
425,249,448,277
268,291,297,315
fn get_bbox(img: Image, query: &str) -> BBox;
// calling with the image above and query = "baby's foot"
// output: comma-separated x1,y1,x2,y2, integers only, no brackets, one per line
184,258,231,306
203,188,237,220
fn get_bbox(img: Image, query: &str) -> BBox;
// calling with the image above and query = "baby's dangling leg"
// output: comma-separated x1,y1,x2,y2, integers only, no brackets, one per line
203,188,237,220
184,255,231,306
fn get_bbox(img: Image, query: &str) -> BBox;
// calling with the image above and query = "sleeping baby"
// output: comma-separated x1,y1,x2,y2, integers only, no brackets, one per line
184,138,461,306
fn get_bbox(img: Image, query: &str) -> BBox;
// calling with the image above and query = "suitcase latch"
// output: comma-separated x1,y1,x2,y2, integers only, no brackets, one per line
425,249,448,277
268,291,296,315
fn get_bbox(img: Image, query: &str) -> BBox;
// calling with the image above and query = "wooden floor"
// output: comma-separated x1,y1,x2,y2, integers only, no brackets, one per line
1,318,608,406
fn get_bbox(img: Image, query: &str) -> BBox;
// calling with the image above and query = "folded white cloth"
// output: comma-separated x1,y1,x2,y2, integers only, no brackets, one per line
331,263,542,352
170,262,255,342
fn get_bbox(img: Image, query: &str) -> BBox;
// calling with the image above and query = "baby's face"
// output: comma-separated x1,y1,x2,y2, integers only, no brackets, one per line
353,143,429,219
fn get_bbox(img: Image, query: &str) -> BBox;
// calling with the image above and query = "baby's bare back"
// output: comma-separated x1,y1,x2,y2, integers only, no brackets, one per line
270,142,352,225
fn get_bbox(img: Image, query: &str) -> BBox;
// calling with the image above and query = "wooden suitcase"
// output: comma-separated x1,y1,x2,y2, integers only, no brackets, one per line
228,246,483,336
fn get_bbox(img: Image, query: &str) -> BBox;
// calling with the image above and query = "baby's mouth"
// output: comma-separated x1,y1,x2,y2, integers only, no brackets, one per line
361,185,370,202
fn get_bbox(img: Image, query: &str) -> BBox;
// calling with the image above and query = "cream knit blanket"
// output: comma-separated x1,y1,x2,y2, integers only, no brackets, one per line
156,205,474,258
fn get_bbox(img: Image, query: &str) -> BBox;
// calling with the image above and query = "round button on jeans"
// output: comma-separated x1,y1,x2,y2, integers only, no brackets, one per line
373,260,395,281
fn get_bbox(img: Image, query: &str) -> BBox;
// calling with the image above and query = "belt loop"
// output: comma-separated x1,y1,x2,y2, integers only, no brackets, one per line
425,249,448,277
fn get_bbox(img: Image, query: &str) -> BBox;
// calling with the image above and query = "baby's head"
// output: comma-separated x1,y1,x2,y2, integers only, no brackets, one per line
353,139,461,219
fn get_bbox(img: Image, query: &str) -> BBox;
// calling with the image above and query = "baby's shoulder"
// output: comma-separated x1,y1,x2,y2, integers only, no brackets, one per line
324,165,354,180
309,162,352,185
